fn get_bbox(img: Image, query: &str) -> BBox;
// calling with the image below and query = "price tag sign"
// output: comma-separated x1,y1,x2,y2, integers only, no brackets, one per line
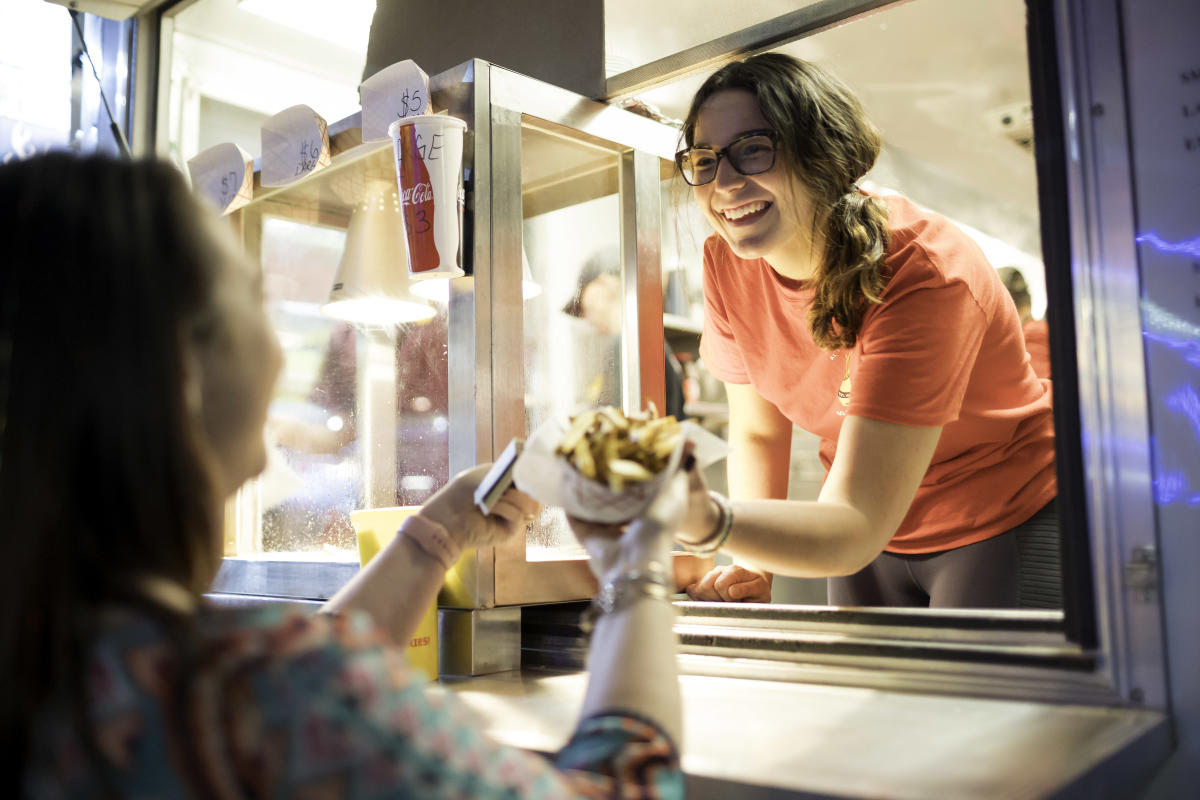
361,59,430,142
261,104,331,187
186,142,254,214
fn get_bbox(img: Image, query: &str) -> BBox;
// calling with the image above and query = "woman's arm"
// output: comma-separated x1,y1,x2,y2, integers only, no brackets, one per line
682,383,791,601
322,464,536,646
319,465,688,796
680,379,943,585
710,414,941,577
724,382,793,501
573,473,688,745
321,527,445,646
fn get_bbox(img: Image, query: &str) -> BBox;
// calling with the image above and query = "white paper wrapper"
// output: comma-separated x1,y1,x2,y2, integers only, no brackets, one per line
512,415,728,524
186,142,253,214
260,104,331,188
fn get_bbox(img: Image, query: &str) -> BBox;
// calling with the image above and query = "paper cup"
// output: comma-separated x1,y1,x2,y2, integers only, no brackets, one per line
349,506,439,680
389,115,467,280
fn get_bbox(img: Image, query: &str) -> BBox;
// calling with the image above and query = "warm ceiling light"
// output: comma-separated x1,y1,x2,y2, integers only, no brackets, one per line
322,182,437,326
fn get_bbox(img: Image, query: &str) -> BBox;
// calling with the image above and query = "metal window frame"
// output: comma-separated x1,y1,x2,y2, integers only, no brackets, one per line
139,0,1168,709
458,61,681,607
596,0,1168,709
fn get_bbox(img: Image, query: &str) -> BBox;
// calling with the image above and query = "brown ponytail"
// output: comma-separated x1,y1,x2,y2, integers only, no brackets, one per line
681,53,891,349
809,189,889,349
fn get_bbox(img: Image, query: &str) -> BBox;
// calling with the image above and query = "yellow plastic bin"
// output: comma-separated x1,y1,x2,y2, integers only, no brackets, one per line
349,506,439,680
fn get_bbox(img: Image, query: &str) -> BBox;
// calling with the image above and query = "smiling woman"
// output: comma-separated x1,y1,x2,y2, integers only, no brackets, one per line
668,53,1060,610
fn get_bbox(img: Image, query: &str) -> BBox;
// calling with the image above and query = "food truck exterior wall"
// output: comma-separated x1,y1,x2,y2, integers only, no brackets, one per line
1102,0,1200,793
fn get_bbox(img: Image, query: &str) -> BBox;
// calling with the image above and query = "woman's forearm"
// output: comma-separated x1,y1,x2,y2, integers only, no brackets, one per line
321,533,444,645
574,475,688,746
721,498,879,577
581,595,682,744
720,416,943,578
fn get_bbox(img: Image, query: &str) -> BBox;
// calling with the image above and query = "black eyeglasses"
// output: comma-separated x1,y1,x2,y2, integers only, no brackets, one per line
675,130,779,186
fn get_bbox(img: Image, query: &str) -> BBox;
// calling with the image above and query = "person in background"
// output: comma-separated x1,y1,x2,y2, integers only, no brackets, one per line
997,265,1052,380
1,153,685,798
562,249,688,421
668,53,1060,609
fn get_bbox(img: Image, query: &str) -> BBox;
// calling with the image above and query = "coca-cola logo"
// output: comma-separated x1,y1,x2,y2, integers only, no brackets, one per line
400,182,433,205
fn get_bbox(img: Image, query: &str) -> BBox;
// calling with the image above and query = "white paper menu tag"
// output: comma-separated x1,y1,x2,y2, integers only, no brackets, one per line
260,104,331,187
360,59,430,142
187,142,254,214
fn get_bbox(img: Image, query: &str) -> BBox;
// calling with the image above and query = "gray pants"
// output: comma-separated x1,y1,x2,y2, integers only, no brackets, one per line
827,499,1061,609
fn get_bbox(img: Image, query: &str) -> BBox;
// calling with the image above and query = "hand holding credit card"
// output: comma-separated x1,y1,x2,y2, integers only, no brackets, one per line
473,437,525,515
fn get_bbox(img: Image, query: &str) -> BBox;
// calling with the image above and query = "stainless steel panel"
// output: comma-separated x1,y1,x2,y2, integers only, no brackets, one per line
433,61,496,609
1054,0,1167,706
205,593,324,613
210,558,359,601
435,60,492,477
489,104,527,459
621,148,666,413
603,0,902,102
447,669,1168,798
491,65,678,159
438,607,522,676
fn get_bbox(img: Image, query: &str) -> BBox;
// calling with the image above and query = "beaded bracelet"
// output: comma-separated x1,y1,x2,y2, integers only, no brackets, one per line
399,514,462,571
677,490,734,554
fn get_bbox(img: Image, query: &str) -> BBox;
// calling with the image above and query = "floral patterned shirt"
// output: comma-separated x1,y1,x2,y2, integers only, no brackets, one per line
24,604,682,799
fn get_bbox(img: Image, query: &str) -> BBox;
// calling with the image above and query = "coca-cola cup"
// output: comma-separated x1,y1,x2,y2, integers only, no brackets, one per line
389,115,468,280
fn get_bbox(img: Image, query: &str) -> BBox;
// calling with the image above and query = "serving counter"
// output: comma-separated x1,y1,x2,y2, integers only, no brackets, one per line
445,667,1165,799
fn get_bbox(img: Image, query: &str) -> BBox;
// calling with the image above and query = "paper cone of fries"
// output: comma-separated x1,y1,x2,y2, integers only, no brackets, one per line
513,406,727,524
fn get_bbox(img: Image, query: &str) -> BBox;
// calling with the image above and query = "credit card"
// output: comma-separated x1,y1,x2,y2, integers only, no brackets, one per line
473,437,525,515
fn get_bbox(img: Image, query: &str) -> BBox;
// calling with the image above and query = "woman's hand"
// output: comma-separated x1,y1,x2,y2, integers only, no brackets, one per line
419,464,539,550
568,468,689,581
686,564,772,602
673,454,723,546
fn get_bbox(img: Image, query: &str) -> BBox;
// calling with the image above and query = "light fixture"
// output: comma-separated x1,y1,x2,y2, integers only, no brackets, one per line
321,181,437,326
408,248,542,304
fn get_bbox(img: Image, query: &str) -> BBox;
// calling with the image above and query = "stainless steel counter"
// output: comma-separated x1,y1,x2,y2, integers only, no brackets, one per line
442,669,1168,799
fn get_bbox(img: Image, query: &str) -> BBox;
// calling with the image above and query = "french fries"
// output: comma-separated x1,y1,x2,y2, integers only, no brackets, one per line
555,404,682,492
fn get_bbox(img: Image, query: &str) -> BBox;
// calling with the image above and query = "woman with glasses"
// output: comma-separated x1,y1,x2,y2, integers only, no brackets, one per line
669,53,1059,609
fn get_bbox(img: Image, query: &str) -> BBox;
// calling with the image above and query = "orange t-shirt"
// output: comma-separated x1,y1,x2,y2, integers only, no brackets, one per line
699,193,1056,553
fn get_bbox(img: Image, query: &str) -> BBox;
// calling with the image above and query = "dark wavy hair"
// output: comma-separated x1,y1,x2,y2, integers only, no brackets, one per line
0,153,226,793
681,52,890,350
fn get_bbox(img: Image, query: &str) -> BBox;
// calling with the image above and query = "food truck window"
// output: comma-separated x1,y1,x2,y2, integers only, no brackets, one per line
157,0,1101,649
158,0,397,564
626,0,1079,617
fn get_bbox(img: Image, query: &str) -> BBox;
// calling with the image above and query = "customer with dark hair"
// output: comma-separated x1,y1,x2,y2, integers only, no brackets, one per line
668,53,1060,609
1,152,685,797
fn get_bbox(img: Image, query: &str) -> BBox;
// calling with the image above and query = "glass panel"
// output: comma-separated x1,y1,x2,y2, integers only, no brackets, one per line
257,217,360,555
225,145,450,559
520,122,624,557
2,7,129,159
1,3,73,160
160,0,367,169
